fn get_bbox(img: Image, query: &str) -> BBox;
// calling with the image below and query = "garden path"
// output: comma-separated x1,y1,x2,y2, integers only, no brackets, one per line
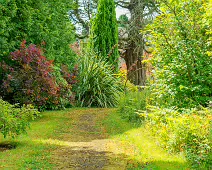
51,108,137,170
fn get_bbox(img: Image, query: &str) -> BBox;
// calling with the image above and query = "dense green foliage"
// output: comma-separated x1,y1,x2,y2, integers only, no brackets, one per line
145,0,212,108
118,88,149,123
0,0,75,65
118,1,212,168
0,99,39,138
90,0,119,71
0,0,78,110
75,51,122,107
205,0,212,57
118,90,212,169
139,107,212,169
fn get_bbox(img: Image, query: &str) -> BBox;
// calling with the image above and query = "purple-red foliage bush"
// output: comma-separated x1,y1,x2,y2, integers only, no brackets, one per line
61,64,78,85
0,41,76,110
60,64,78,106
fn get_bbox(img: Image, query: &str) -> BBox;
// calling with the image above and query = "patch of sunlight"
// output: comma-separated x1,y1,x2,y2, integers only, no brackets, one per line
33,137,143,159
33,138,116,152
33,138,74,147
112,126,186,165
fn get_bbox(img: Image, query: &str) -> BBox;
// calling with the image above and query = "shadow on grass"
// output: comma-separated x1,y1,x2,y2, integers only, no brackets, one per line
126,160,189,170
22,137,189,170
0,108,189,169
0,141,17,152
37,108,139,143
51,146,128,169
2,136,186,170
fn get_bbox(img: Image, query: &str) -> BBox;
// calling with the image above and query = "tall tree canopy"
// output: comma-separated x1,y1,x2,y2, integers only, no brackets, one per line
0,0,75,65
70,0,157,84
69,0,98,38
117,0,157,85
90,0,119,70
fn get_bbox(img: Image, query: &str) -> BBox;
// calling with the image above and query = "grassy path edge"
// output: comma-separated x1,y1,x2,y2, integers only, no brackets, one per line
0,108,188,169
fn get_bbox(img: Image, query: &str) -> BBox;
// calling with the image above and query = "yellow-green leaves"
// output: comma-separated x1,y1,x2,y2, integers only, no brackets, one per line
0,99,39,138
146,0,212,108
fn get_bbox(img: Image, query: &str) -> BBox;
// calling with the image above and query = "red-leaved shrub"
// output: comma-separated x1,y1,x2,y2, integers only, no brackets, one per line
0,41,75,110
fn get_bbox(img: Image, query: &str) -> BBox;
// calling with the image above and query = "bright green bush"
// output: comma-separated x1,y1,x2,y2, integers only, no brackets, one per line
205,0,212,57
75,51,122,107
139,106,212,169
145,0,212,108
0,99,39,138
118,88,149,123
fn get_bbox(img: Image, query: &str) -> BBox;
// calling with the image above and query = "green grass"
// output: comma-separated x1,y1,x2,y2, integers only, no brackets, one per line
103,110,189,170
0,109,72,169
0,108,189,169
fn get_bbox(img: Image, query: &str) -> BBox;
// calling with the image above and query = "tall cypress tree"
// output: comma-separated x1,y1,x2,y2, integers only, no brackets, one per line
90,0,119,71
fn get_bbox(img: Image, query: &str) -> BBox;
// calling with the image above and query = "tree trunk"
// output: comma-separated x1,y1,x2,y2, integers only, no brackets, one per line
125,41,146,86
124,0,146,86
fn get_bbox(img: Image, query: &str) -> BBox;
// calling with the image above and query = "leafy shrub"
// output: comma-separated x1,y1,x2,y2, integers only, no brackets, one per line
0,0,76,65
0,99,39,138
61,64,78,85
51,65,78,109
0,41,75,110
204,0,212,57
145,0,212,108
139,106,212,169
118,87,149,123
75,51,122,107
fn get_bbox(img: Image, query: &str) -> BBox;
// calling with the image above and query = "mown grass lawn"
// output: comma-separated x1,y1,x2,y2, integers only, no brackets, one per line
0,109,70,169
103,110,189,170
0,108,189,169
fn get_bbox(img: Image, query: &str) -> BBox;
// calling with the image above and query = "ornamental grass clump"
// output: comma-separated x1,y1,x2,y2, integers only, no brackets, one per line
75,51,122,107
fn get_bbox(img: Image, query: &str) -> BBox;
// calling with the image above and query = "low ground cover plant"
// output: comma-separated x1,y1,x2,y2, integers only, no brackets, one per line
0,99,39,138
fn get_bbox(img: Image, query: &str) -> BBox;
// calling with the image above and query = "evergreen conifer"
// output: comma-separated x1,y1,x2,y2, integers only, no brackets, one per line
90,0,119,71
